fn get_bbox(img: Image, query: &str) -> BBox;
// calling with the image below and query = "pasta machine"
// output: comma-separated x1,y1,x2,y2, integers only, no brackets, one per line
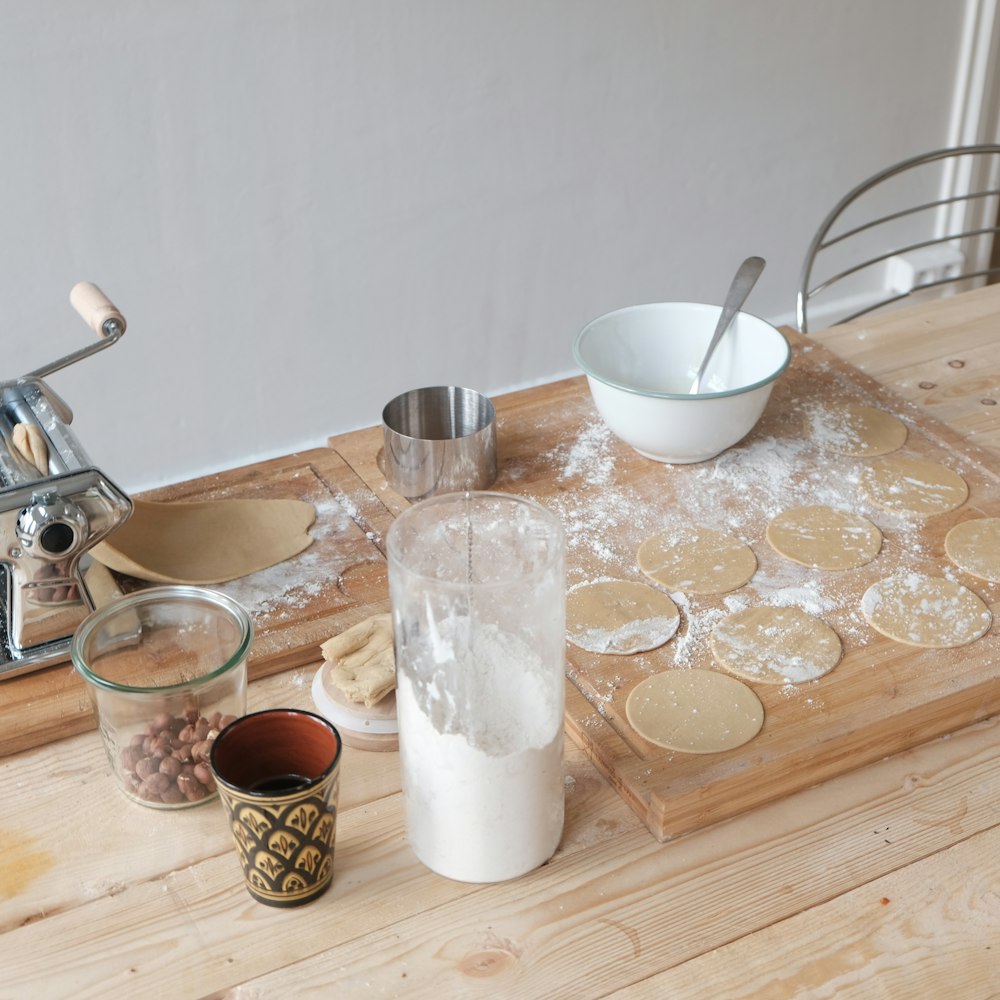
0,283,133,679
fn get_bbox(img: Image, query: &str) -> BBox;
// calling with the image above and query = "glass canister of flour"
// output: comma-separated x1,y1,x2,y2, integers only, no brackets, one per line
386,491,566,883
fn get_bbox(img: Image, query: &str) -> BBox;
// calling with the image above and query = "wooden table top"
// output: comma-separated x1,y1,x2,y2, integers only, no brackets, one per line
4,285,1000,998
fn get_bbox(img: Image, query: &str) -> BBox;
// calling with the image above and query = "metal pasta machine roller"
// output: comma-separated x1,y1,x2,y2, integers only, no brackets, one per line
0,283,133,679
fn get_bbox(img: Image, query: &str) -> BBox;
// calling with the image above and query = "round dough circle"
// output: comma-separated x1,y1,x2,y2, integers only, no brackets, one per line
625,669,764,753
945,517,1000,582
566,579,680,654
637,527,757,595
766,505,882,570
861,573,991,648
859,456,968,516
711,606,842,684
810,403,908,457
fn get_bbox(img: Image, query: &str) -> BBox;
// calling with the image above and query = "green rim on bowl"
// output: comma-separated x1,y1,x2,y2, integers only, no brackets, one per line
572,301,792,400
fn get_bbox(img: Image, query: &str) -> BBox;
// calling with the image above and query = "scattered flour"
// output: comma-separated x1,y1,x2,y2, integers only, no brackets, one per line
217,494,364,618
526,370,986,714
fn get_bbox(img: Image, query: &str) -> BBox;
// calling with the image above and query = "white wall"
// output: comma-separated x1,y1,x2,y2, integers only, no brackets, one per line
0,0,971,491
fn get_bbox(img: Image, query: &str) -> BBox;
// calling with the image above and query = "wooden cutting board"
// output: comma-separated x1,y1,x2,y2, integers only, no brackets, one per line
332,330,1000,841
0,448,392,758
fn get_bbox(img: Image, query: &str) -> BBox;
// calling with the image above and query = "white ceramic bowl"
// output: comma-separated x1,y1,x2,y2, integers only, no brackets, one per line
573,301,791,463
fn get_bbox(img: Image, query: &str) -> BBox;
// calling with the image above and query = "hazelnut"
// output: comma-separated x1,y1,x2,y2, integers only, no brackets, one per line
191,740,212,763
193,762,215,790
193,719,210,741
159,756,182,778
134,756,159,780
185,782,208,803
136,782,162,803
160,783,186,805
178,773,208,801
137,771,171,800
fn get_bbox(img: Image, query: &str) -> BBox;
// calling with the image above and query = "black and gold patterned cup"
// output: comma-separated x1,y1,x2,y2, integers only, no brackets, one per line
210,709,342,907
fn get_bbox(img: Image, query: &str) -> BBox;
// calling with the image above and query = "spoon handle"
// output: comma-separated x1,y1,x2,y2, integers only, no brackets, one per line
690,256,766,394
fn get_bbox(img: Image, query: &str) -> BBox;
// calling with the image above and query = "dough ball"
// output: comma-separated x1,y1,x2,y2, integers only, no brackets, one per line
711,606,842,684
859,456,968,516
766,505,882,570
566,579,680,655
625,669,764,753
860,573,991,648
637,527,757,595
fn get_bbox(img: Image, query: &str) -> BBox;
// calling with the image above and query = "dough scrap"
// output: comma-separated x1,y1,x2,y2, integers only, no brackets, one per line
637,527,756,595
711,606,842,684
566,579,680,654
861,573,991,648
319,613,396,707
809,403,907,457
766,505,882,570
945,518,1000,582
859,456,968,516
92,496,316,584
12,423,49,474
625,669,764,753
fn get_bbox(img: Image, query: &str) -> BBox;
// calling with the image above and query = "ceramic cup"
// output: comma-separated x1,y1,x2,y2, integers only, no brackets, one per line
210,709,342,907
381,385,497,499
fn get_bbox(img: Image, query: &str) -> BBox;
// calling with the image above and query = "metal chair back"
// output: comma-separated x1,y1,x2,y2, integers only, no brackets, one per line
797,145,1000,332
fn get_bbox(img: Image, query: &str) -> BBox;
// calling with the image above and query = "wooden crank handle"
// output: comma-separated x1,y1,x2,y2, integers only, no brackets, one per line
70,281,126,338
23,282,128,378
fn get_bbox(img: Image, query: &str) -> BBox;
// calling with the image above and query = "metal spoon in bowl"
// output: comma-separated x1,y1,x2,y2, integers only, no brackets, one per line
689,255,766,394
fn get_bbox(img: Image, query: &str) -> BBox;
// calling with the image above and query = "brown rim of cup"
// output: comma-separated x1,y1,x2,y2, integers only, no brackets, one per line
210,708,342,796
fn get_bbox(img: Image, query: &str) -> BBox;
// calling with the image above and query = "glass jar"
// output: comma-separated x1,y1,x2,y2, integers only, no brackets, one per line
386,491,566,882
71,585,253,809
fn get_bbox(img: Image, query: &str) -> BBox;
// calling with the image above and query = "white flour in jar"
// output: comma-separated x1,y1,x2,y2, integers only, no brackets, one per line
395,619,564,883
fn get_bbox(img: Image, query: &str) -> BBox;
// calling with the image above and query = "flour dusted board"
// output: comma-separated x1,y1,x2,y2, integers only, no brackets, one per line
0,449,391,757
330,332,1000,841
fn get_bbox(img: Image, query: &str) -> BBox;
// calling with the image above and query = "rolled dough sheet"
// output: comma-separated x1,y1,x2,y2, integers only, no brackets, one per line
861,572,992,648
711,606,842,684
92,497,316,584
637,527,756,595
945,517,1000,582
808,403,907,457
566,579,680,655
625,669,764,754
766,505,882,570
859,456,968,516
